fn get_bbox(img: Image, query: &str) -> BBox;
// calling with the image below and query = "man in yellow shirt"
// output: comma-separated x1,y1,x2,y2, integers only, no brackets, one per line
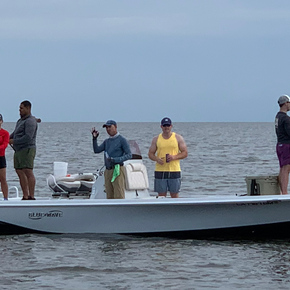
148,117,188,198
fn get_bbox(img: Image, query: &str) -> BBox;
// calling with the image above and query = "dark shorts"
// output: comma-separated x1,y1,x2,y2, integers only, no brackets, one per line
14,148,36,169
0,156,6,169
154,171,181,194
276,143,290,168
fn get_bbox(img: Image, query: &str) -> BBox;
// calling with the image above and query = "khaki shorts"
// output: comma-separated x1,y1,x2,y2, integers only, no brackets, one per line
104,166,125,199
14,148,36,169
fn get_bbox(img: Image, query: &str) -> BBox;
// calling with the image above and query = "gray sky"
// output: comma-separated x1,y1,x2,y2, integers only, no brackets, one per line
0,0,289,122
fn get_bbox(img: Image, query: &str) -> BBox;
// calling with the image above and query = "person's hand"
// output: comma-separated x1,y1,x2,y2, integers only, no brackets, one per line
166,154,174,162
156,157,164,165
91,127,99,138
108,157,115,165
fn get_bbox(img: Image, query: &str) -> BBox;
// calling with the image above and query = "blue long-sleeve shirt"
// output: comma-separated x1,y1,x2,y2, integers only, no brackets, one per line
93,133,132,169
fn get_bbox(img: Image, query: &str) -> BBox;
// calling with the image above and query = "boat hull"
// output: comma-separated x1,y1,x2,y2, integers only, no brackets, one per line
0,195,289,239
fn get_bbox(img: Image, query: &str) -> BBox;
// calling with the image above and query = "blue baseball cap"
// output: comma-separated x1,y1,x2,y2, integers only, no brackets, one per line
103,120,117,128
161,117,172,126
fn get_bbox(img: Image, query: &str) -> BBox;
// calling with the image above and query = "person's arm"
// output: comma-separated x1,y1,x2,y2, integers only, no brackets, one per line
91,127,105,153
9,127,15,143
166,134,188,162
0,131,9,151
9,120,19,144
148,136,164,165
92,138,105,153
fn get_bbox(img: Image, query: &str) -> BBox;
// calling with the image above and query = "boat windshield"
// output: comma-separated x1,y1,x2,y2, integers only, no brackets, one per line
128,140,142,159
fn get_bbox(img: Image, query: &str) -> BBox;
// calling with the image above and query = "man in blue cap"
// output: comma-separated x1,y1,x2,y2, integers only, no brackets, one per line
91,120,132,199
148,117,188,198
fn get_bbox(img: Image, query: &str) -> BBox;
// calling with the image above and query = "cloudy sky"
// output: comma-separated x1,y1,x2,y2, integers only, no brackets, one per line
0,0,289,122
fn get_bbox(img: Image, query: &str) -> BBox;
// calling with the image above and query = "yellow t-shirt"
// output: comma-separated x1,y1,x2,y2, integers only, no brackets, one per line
155,132,181,172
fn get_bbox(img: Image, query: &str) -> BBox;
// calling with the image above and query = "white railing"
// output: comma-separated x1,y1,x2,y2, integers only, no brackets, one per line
0,186,20,199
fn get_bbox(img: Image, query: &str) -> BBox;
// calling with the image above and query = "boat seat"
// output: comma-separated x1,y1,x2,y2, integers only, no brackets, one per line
57,173,96,193
124,162,149,190
47,174,81,193
57,180,81,193
78,180,95,192
57,173,95,182
47,174,67,193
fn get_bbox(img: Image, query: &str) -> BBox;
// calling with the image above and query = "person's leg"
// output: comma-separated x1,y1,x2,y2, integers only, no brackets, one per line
169,178,181,198
23,168,36,199
0,168,8,199
104,169,114,199
14,149,30,199
113,166,125,199
112,167,125,199
16,148,36,199
16,169,29,199
154,178,168,197
277,144,290,195
279,165,290,194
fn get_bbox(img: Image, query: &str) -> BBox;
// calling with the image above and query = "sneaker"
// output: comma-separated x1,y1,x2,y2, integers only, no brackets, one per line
28,196,36,200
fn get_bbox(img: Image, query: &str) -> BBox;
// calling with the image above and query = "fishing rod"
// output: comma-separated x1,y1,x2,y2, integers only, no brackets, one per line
9,144,15,151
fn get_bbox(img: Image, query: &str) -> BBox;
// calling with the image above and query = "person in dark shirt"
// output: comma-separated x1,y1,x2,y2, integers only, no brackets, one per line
91,120,132,199
9,101,38,200
275,95,290,194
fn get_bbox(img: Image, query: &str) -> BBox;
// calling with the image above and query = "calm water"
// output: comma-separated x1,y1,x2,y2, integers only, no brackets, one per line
1,122,290,290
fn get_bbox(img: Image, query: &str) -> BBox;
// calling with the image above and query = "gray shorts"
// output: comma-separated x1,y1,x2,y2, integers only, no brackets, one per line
154,178,181,194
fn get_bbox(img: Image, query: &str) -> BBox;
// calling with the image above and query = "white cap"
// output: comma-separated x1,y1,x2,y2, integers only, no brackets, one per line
278,95,290,105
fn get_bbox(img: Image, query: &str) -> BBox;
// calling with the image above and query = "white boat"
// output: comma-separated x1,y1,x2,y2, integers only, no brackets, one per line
0,193,289,238
0,141,288,239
